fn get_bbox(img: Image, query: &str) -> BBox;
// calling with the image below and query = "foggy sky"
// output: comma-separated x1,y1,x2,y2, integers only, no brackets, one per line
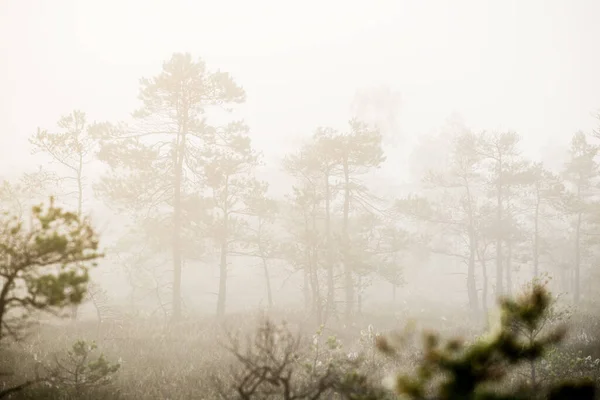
2,0,600,179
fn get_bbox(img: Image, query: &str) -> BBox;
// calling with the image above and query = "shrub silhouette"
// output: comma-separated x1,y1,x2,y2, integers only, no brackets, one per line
377,282,596,400
216,318,390,399
50,340,121,396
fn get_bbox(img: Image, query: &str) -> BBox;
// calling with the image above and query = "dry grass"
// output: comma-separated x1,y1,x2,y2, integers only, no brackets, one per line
1,305,598,399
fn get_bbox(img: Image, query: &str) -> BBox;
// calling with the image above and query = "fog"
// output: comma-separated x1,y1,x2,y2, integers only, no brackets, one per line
2,1,600,398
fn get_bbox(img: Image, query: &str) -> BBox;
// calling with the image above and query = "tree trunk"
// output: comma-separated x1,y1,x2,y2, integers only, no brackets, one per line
172,209,183,320
88,289,103,334
504,192,514,297
216,180,230,317
342,159,354,323
71,158,85,321
506,241,512,296
529,334,537,388
310,267,322,325
171,131,185,321
533,188,540,278
392,250,398,303
465,185,478,316
324,171,335,321
467,229,479,316
303,266,310,314
261,257,273,310
0,274,15,340
303,213,312,315
217,239,228,317
495,179,504,297
77,153,83,217
479,247,489,326
310,206,322,324
574,211,582,304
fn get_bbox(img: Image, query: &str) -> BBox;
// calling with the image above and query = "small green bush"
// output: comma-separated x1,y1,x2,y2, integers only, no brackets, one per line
376,282,596,400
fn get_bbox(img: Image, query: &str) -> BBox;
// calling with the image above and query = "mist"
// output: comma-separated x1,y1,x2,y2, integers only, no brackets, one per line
1,1,600,399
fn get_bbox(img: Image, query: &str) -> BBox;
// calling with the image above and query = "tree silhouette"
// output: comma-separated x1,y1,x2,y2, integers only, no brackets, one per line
200,120,261,317
329,120,386,322
0,197,102,341
92,53,245,320
560,131,599,303
380,281,595,400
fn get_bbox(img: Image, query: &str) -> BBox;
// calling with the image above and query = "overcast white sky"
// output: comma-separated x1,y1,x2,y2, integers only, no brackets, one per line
1,0,600,179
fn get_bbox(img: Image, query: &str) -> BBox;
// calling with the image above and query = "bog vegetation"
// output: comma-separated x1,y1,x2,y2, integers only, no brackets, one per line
1,53,600,399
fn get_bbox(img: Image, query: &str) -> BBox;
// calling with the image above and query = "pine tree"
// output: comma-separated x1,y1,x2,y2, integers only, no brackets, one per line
379,281,595,400
560,131,599,303
92,53,245,320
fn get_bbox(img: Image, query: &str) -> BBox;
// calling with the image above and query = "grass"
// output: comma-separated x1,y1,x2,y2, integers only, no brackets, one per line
1,303,599,399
